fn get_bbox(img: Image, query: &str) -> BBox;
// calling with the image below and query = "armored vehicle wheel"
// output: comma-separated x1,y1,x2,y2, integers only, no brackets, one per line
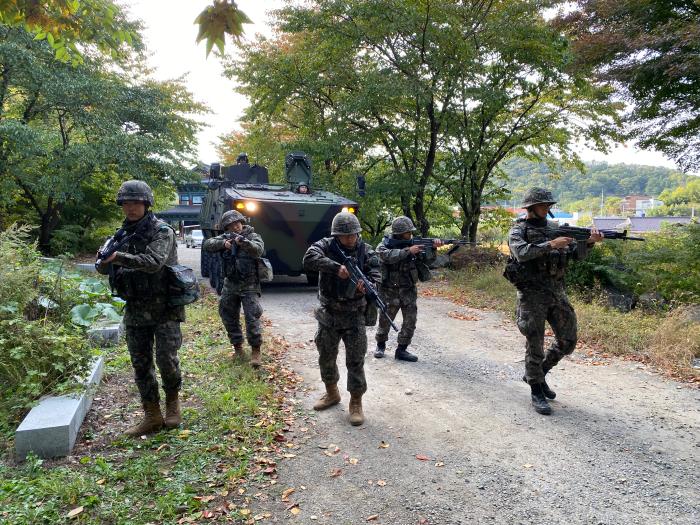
306,271,319,286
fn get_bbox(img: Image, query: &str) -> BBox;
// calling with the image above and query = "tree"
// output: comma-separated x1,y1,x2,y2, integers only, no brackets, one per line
229,0,621,240
0,26,204,253
555,0,700,172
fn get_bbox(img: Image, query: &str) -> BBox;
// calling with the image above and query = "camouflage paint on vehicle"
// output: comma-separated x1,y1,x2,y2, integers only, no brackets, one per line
199,151,358,292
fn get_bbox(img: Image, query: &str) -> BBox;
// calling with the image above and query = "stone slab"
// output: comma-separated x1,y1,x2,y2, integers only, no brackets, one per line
15,355,105,459
87,323,123,347
74,263,98,273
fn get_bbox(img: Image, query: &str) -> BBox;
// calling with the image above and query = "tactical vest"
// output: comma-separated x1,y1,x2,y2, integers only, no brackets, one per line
380,237,429,287
318,238,366,303
221,227,260,284
111,213,171,300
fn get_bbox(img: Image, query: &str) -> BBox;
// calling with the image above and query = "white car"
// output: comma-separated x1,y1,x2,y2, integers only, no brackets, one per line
185,229,204,248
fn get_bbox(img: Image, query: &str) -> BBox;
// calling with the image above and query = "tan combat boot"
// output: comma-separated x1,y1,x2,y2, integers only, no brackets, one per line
233,343,245,361
124,401,164,437
348,392,364,426
250,346,261,369
313,383,341,411
163,390,182,429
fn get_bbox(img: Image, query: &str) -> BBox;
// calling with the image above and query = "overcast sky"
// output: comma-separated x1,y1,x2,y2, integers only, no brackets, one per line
123,0,680,170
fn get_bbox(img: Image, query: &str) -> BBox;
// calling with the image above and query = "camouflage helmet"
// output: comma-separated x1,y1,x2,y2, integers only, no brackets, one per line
521,187,557,208
391,216,417,235
331,212,361,235
116,180,154,206
221,210,247,229
236,152,249,164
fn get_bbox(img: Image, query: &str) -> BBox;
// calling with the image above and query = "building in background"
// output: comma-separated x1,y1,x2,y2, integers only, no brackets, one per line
620,195,664,216
156,164,208,237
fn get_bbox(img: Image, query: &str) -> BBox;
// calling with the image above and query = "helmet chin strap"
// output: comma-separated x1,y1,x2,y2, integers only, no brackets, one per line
548,210,555,218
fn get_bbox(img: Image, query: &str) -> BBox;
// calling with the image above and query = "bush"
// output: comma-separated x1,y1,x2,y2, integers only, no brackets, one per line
0,225,120,434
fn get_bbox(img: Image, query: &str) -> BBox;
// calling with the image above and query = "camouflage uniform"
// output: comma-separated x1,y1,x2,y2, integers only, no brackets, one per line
99,211,184,403
507,217,591,384
203,225,265,347
375,237,434,347
303,237,381,394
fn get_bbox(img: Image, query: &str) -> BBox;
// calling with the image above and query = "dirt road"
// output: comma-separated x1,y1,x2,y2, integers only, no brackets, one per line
181,245,700,525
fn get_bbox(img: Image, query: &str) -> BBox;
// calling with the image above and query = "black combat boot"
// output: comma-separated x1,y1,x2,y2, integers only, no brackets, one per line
394,344,418,362
374,342,386,359
530,383,552,415
522,372,556,400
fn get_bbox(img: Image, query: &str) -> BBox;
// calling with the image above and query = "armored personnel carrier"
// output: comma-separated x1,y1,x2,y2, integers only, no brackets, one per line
199,151,359,292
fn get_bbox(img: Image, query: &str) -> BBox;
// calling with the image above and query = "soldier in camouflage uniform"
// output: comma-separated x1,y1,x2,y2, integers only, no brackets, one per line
98,180,184,436
302,212,381,426
506,188,602,415
374,216,442,362
203,210,265,367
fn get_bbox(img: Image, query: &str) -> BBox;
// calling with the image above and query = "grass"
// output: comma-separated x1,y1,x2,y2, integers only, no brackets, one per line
0,291,291,524
428,266,699,382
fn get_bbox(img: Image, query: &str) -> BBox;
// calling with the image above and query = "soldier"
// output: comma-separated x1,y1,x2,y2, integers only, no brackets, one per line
507,188,602,415
374,216,442,362
302,212,381,426
203,210,265,368
236,152,249,165
97,180,184,436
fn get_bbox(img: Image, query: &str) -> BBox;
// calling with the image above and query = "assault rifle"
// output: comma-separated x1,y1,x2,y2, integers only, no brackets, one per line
223,232,246,254
333,241,399,332
95,228,133,270
383,236,474,250
547,224,645,242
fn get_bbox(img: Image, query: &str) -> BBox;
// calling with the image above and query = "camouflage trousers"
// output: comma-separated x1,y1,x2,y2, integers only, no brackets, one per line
516,288,577,384
314,307,367,394
125,321,183,403
376,285,418,346
219,290,263,347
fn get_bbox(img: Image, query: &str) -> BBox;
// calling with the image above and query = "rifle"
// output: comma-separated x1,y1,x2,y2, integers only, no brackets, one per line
333,241,399,332
223,232,246,254
94,228,133,270
547,224,645,242
383,236,474,250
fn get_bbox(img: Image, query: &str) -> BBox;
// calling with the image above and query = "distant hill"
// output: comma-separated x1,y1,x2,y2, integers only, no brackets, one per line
499,158,692,205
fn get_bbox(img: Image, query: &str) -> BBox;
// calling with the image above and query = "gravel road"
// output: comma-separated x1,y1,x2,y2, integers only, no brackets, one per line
180,245,700,525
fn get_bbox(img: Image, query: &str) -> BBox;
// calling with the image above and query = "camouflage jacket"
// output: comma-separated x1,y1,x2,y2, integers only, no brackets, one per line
376,236,435,289
98,212,185,326
303,236,381,312
202,225,265,294
507,217,591,292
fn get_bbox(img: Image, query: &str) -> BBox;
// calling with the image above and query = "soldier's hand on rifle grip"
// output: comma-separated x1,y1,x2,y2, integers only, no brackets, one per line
433,239,444,248
408,244,423,255
549,236,574,250
588,227,603,244
356,280,366,295
224,239,233,250
338,265,350,279
100,252,117,265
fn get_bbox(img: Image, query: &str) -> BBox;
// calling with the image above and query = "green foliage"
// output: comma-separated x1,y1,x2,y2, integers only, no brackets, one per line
556,0,700,172
194,0,251,57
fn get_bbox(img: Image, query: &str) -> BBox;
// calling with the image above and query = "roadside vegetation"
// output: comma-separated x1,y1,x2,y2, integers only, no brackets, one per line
433,224,700,382
0,290,295,524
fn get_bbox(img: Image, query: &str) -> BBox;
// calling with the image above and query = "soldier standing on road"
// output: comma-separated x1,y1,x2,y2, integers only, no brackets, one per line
302,212,381,426
506,188,603,415
203,210,265,368
98,180,184,436
374,216,442,362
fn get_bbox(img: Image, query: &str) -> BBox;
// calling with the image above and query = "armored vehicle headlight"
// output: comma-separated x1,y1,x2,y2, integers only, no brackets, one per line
235,202,245,210
245,201,258,212
341,206,356,214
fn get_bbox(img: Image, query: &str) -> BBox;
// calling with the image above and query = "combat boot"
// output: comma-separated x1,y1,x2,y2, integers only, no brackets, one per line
163,390,181,429
250,346,261,368
233,342,245,361
530,383,552,415
124,401,164,437
394,344,418,362
348,392,364,426
522,375,556,399
313,383,341,411
374,341,386,359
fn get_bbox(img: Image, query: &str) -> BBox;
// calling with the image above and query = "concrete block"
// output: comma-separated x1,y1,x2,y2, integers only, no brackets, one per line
15,356,105,459
87,323,123,347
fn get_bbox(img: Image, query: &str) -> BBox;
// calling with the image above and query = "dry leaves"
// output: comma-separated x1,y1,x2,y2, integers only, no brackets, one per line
330,468,343,477
67,506,84,519
281,488,295,501
447,311,482,321
415,454,431,461
378,441,390,449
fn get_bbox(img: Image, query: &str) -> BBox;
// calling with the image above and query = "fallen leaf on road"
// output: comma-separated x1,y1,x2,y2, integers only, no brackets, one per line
330,468,343,477
349,457,359,465
377,479,386,486
281,488,295,501
367,515,379,521
416,454,430,461
435,462,445,467
523,464,533,469
290,506,301,516
67,507,84,519
419,518,429,524
378,441,390,449
448,311,482,321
